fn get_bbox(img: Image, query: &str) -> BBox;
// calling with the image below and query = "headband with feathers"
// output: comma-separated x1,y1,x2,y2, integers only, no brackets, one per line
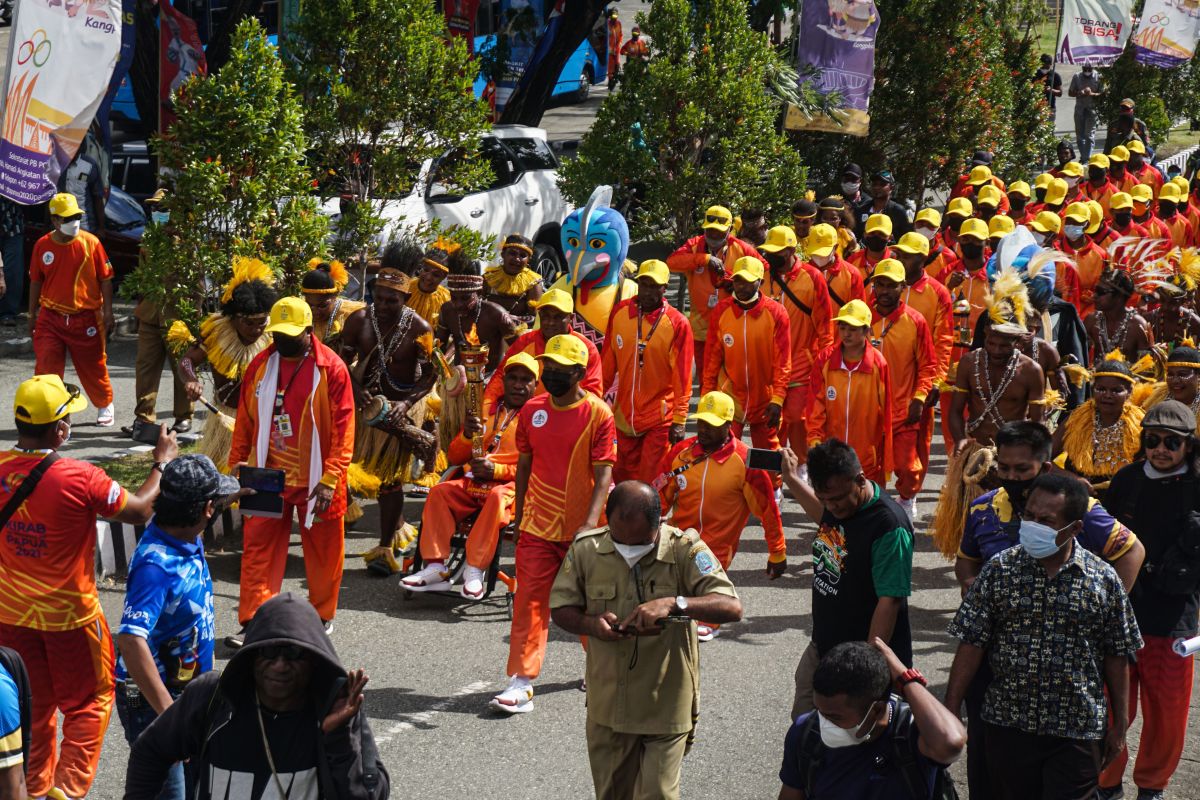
221,256,274,304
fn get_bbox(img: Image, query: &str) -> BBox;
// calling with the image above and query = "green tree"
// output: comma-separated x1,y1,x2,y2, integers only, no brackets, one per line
1096,46,1198,146
561,0,807,244
123,18,328,329
284,0,492,264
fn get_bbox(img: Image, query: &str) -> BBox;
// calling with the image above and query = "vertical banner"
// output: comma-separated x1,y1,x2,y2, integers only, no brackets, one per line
96,0,137,158
1132,0,1200,68
1056,0,1133,65
495,0,545,110
785,0,881,136
0,0,123,204
159,0,207,132
444,0,482,54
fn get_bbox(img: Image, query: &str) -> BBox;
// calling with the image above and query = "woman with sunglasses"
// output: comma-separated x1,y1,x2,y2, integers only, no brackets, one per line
1138,345,1200,434
1095,400,1200,800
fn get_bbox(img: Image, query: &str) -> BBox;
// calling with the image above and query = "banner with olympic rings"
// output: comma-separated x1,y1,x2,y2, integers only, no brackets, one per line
0,0,123,204
1132,0,1200,69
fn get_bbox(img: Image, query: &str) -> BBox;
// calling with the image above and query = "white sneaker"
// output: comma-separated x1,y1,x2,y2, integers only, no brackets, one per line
774,487,783,504
898,496,915,522
96,403,115,427
490,675,534,714
696,624,719,642
461,565,486,599
401,562,449,591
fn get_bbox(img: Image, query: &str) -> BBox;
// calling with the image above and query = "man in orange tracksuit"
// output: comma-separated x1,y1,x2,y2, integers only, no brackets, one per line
657,391,785,641
869,260,937,519
940,219,992,451
807,223,864,308
1158,183,1194,248
667,204,767,374
605,9,622,89
601,260,693,484
847,213,893,280
403,353,539,600
1132,184,1172,240
227,298,355,641
1108,145,1139,194
1127,139,1162,195
760,225,833,454
492,334,615,715
1083,153,1118,216
485,288,602,407
29,193,116,426
914,209,961,283
808,299,893,484
1060,202,1109,319
702,256,792,450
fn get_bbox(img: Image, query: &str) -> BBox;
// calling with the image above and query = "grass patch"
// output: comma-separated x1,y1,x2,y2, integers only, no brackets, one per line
1156,127,1200,160
1034,19,1060,56
98,443,198,490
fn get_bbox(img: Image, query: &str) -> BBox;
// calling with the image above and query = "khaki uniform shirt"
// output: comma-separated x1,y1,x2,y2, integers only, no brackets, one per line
549,524,738,736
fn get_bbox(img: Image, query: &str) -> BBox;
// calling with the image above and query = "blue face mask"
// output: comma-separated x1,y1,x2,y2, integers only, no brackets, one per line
1019,519,1070,559
151,210,170,225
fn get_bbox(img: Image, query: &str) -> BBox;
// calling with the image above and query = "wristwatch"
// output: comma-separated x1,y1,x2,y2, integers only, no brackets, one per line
673,595,688,614
152,461,168,474
896,668,927,690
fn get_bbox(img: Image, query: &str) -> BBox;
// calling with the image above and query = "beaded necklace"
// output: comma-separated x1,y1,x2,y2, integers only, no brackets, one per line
966,350,1020,434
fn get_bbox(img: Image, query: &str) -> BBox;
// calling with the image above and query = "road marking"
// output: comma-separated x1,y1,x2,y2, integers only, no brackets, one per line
373,680,494,743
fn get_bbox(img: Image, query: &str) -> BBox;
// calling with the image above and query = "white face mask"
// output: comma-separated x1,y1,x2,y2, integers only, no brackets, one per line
818,701,881,748
58,219,81,238
841,181,861,196
613,541,656,568
1063,224,1086,240
914,226,937,240
812,254,834,268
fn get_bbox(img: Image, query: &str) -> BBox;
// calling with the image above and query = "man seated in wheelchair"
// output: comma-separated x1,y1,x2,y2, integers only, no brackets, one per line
402,352,538,598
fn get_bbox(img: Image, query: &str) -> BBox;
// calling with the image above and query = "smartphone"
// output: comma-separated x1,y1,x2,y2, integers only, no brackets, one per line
238,467,285,518
747,447,783,472
133,423,163,446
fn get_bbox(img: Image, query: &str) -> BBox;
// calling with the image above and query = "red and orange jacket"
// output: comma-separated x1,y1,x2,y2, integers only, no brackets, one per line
847,246,892,282
1090,221,1120,250
1112,170,1140,195
484,329,602,408
1162,213,1194,248
667,234,766,342
871,303,937,430
657,436,786,567
948,269,991,365
702,294,792,424
808,344,893,480
764,261,834,387
1082,179,1118,217
601,298,694,436
1133,213,1172,241
1060,237,1108,318
900,274,954,384
811,256,866,308
924,243,962,284
1131,163,1164,195
446,397,522,482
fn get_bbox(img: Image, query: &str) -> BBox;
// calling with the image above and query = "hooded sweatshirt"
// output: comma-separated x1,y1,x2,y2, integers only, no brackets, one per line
124,593,389,800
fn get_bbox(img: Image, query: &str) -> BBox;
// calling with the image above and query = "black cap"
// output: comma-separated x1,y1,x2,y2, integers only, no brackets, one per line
971,150,993,166
1142,400,1195,435
870,169,896,184
160,454,241,505
841,163,862,179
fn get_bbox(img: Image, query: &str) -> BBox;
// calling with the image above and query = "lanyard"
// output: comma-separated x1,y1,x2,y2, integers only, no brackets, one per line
273,354,311,417
486,405,520,455
636,305,666,369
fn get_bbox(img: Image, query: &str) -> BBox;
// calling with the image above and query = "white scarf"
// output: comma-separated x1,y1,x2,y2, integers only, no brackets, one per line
255,351,325,527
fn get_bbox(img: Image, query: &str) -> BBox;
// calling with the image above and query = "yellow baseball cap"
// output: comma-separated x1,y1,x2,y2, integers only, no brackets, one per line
1060,161,1084,179
537,287,575,314
1126,139,1147,155
539,334,589,367
634,259,670,285
894,231,930,256
14,375,87,425
806,223,838,258
1085,201,1104,234
1110,191,1133,211
961,218,990,241
946,197,974,219
833,299,872,328
1064,202,1091,223
1160,183,1182,202
48,193,83,218
983,216,1010,238
976,184,1003,208
759,225,799,253
1007,180,1031,199
503,351,541,378
1109,145,1130,163
1172,176,1190,194
1034,172,1053,190
691,391,735,426
865,213,893,237
871,258,906,284
1031,211,1062,235
914,208,941,227
265,296,314,337
1044,178,1068,206
1131,184,1154,203
1088,153,1110,169
702,205,734,232
968,165,993,186
730,255,765,282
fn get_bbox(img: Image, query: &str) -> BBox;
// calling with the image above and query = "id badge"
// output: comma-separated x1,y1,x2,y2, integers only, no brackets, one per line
707,292,718,308
274,413,293,439
870,338,883,351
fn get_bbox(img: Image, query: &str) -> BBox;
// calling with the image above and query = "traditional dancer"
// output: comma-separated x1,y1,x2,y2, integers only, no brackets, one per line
483,233,545,328
302,259,365,348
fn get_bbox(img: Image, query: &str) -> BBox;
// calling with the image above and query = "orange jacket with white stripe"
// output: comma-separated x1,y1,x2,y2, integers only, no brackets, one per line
601,298,694,436
701,295,792,423
1060,238,1108,318
871,304,937,429
812,256,866,309
666,234,766,342
807,344,893,480
900,274,954,384
763,262,834,387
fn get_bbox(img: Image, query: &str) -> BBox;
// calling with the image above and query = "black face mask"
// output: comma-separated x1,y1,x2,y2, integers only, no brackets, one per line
274,336,307,358
960,243,984,260
1113,211,1133,227
541,370,574,398
1010,199,1026,214
763,251,787,272
1088,168,1106,183
999,477,1036,508
864,235,887,253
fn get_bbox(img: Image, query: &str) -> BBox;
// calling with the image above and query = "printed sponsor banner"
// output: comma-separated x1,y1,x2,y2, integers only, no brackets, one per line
786,0,881,137
1056,0,1133,65
0,0,123,204
445,0,482,54
159,0,207,131
1132,0,1200,69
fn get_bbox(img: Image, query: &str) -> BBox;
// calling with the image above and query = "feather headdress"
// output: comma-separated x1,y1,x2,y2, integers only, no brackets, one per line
221,256,274,304
986,267,1030,333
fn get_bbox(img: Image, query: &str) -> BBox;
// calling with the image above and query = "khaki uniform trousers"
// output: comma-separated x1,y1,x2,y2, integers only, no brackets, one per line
586,718,689,800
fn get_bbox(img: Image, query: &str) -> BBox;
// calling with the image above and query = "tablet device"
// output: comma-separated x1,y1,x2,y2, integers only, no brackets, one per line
238,467,285,518
746,448,783,472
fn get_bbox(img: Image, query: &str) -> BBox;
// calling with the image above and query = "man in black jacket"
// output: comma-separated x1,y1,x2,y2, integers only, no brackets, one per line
124,593,389,800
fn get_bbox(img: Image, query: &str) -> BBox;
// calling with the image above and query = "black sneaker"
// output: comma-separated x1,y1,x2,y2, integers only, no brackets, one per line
1136,790,1164,800
1095,786,1124,800
224,628,246,649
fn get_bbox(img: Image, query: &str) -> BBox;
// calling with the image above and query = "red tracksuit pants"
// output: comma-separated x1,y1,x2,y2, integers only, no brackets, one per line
34,308,113,407
419,478,512,569
239,504,345,625
507,534,572,679
614,424,673,485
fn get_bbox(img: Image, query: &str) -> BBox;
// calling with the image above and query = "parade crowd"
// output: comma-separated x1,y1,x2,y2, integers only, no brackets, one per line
0,117,1199,800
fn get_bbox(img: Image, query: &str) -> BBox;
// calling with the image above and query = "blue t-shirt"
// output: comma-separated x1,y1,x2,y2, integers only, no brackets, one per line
780,699,940,800
116,522,215,684
0,661,21,769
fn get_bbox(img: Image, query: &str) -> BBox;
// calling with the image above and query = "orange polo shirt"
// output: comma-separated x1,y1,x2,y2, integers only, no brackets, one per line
446,397,522,482
1112,170,1140,195
601,298,694,436
764,261,833,388
1082,179,1117,217
1060,238,1108,318
702,295,792,423
515,393,616,542
658,436,785,567
0,451,127,631
1185,200,1200,244
808,344,893,480
484,329,602,409
871,303,937,428
847,246,892,282
811,256,865,308
1162,213,1193,248
1131,163,1163,195
924,244,961,283
901,274,953,383
29,231,113,314
666,234,765,342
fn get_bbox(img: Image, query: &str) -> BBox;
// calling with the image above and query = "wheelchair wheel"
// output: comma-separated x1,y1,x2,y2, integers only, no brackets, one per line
505,591,514,620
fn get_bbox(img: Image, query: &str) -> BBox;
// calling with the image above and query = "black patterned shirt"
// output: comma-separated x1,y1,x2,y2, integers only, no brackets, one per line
0,199,22,240
947,541,1142,740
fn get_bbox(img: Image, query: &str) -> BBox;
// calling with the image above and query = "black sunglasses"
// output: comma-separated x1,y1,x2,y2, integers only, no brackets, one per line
255,644,308,662
1144,433,1186,451
705,214,730,224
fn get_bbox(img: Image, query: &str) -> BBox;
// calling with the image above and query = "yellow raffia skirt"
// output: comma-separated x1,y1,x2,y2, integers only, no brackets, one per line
196,400,237,473
348,391,445,496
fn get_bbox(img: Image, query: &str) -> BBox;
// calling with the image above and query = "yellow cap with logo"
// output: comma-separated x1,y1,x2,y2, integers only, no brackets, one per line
1109,145,1130,162
759,225,799,253
1060,161,1084,178
1034,172,1054,189
946,197,973,219
730,255,765,282
865,213,893,237
1126,139,1147,155
265,296,314,337
48,193,83,218
914,208,941,227
1088,153,1110,169
832,299,872,328
976,184,1003,208
871,258,906,283
702,205,733,232
503,351,541,378
634,259,670,285
806,224,837,258
1131,184,1154,203
1031,211,1062,235
691,391,735,426
539,334,589,367
1160,182,1182,202
1044,178,1068,206
1110,192,1133,211
1064,202,1091,223
1007,180,1031,198
967,165,993,186
14,375,87,425
537,288,575,314
961,218,990,241
894,232,930,256
1085,201,1104,234
984,216,1010,238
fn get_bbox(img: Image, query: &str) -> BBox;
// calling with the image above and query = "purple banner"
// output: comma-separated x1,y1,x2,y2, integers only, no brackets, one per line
0,140,53,204
787,0,880,136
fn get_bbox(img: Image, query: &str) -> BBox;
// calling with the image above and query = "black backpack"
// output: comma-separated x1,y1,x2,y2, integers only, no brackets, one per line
794,701,959,800
0,646,31,773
